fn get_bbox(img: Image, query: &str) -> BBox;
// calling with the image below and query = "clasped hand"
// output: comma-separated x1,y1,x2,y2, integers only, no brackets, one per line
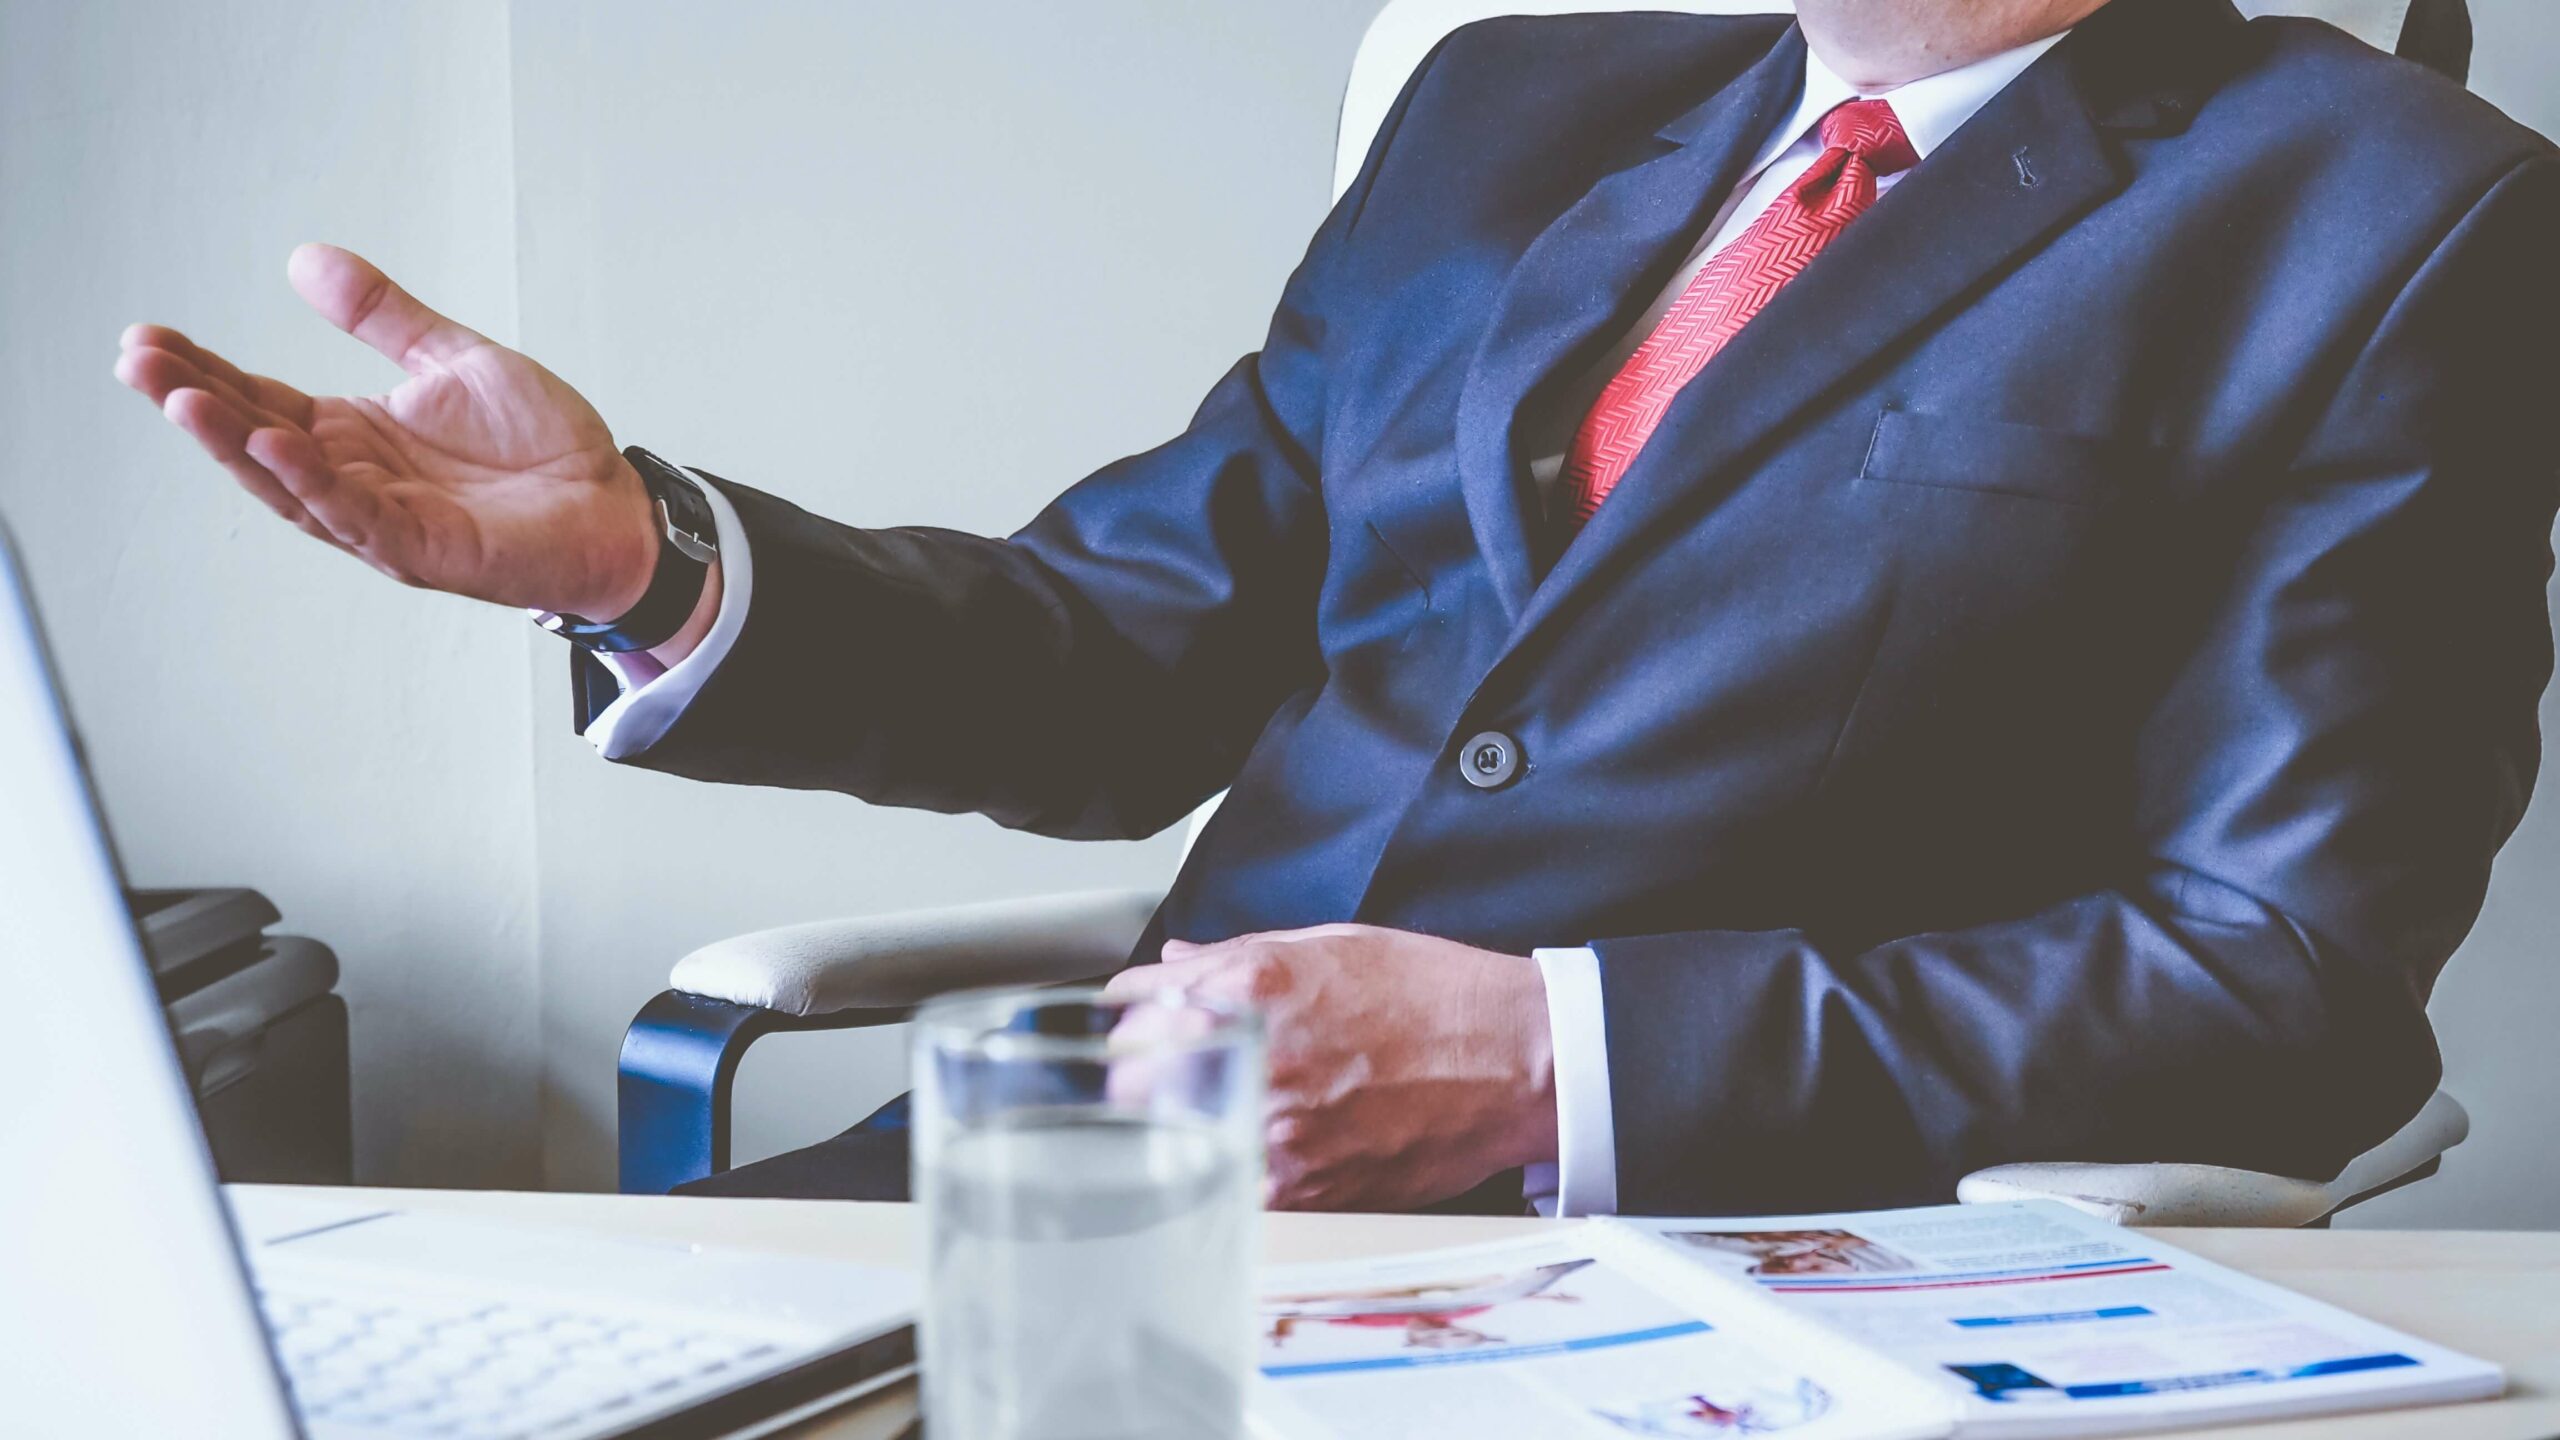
1104,925,1558,1213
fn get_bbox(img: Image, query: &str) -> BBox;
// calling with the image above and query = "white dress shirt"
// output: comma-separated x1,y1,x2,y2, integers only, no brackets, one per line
582,28,2067,1218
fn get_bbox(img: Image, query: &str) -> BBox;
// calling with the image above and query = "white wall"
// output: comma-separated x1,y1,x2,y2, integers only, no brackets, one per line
0,0,541,1187
7,0,2555,1224
506,0,1393,1188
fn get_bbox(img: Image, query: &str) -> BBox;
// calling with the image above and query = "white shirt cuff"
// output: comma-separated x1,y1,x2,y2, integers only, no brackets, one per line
581,471,753,761
1529,946,1617,1217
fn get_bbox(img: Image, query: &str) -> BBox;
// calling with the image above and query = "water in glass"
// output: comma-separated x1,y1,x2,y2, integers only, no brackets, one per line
921,1109,1256,1439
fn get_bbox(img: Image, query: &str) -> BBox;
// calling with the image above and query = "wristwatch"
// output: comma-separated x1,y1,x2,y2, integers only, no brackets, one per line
535,448,719,654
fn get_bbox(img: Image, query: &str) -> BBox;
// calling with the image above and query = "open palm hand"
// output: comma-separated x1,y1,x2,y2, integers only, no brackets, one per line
116,244,657,619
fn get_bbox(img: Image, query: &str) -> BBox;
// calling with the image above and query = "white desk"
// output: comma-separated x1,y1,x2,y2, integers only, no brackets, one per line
247,1187,2560,1440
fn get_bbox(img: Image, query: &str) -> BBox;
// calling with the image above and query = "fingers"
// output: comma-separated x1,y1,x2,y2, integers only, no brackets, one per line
245,424,406,572
117,341,299,433
286,242,485,375
1103,955,1214,1002
159,389,344,551
1162,933,1265,964
1162,925,1359,964
118,324,315,426
112,309,410,572
158,385,404,571
1101,996,1226,1109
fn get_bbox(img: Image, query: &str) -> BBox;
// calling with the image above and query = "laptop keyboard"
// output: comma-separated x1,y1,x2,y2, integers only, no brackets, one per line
258,1278,788,1439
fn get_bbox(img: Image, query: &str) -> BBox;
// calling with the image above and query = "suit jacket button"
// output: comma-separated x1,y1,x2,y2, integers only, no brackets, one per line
1459,731,1522,790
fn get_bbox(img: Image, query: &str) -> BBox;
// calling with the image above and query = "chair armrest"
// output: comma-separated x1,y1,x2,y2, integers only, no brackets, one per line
1955,1160,2335,1227
619,886,1164,1195
1956,1090,2470,1227
670,887,1165,1018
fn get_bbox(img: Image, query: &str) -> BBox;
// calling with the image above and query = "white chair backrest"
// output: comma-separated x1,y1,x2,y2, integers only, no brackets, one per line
1333,1,2424,201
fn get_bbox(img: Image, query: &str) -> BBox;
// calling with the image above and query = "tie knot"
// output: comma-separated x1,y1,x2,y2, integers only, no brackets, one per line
1819,100,1918,177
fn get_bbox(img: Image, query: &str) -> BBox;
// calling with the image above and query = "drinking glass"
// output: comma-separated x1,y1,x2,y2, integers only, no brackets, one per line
913,985,1264,1440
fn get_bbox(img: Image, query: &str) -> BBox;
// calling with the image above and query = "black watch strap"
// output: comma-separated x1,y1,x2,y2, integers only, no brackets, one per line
537,448,719,654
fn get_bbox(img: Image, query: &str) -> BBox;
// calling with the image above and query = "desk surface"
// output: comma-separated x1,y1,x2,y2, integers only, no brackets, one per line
256,1186,2560,1440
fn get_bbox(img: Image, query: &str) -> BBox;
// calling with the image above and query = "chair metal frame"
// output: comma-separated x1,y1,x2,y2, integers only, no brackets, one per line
617,995,901,1197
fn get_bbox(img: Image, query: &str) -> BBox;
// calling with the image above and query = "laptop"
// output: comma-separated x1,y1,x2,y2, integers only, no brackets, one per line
0,523,918,1440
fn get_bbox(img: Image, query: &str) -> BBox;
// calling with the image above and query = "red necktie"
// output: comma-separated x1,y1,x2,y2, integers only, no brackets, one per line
1560,100,1919,528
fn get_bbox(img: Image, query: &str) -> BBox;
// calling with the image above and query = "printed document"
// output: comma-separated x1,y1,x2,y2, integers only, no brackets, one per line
1250,1202,2500,1439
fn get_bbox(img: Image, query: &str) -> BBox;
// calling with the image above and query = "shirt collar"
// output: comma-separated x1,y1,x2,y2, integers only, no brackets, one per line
1750,28,2071,173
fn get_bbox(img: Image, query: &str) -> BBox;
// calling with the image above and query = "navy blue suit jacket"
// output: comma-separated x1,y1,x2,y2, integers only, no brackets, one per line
610,0,2560,1213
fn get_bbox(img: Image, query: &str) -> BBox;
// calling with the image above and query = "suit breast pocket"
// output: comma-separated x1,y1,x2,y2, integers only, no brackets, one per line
1857,408,2159,508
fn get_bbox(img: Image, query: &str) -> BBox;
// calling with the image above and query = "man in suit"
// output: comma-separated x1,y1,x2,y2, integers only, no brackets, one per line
118,0,2554,1216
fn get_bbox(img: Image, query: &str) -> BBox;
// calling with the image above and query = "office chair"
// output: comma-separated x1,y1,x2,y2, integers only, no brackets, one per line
619,0,2480,1225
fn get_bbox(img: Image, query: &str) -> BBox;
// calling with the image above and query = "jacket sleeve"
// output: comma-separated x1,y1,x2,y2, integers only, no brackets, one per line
597,46,1449,842
1593,155,2560,1215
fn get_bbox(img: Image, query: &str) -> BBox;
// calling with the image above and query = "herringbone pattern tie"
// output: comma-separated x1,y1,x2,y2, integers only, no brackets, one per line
1560,100,1918,528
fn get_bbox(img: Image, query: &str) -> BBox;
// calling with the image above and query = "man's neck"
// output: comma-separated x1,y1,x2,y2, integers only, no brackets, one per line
1796,0,2113,92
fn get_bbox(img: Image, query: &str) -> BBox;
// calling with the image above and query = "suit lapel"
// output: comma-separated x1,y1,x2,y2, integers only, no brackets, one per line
1453,27,1808,623
1503,0,2234,655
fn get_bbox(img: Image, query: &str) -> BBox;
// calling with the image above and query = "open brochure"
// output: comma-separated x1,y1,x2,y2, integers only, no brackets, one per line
1248,1201,2501,1440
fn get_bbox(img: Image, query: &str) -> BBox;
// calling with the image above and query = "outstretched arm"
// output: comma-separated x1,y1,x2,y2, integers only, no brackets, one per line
590,44,1448,840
